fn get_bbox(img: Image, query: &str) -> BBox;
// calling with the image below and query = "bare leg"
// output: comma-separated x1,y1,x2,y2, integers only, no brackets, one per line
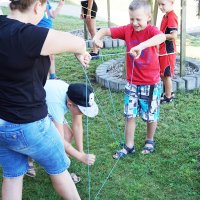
162,76,172,98
146,121,157,140
50,170,80,200
85,18,98,53
142,121,157,154
2,176,23,200
125,117,136,148
113,117,136,158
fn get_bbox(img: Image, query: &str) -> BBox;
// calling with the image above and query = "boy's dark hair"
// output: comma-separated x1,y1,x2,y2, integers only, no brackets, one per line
129,0,151,15
9,0,46,12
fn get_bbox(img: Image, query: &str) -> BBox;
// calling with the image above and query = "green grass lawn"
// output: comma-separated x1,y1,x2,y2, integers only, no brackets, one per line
0,10,200,200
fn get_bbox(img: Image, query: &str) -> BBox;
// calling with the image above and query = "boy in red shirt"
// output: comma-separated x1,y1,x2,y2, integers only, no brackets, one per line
158,0,178,103
93,0,166,157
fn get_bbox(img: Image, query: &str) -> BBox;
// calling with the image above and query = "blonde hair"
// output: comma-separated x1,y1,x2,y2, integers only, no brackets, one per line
9,0,46,12
129,0,151,15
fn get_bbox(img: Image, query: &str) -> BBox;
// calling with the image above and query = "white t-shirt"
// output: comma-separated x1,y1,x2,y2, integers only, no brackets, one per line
44,79,69,124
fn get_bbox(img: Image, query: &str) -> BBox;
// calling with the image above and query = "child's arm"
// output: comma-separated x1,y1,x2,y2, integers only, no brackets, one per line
50,0,65,19
66,144,96,165
165,31,177,41
71,114,83,152
93,28,111,48
130,33,166,59
86,0,93,19
55,122,96,165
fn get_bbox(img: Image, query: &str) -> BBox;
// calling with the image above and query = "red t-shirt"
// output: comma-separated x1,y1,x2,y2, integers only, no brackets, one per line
110,24,162,85
159,10,178,55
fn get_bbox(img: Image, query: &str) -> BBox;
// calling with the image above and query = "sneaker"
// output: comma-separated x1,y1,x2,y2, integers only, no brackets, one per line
160,95,173,104
89,51,99,60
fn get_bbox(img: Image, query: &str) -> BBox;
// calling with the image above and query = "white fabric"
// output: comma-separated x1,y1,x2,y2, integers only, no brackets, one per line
44,80,69,124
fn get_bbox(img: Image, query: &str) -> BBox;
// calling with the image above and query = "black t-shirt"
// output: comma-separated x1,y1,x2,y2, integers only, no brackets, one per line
0,16,50,123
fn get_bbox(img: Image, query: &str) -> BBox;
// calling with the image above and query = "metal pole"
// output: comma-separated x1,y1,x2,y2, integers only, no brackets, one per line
107,0,111,27
180,0,186,77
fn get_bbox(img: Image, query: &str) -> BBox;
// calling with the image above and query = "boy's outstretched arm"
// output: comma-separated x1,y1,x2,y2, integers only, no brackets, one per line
93,28,111,48
130,33,166,59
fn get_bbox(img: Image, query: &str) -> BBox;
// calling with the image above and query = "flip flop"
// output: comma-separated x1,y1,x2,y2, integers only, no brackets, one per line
70,173,81,184
26,166,36,177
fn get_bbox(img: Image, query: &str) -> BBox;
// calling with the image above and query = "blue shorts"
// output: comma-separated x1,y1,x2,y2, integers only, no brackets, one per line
124,82,161,122
0,116,70,178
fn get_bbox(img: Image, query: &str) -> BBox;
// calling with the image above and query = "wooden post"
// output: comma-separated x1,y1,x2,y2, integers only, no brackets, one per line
84,20,88,40
107,0,111,27
153,0,158,25
149,0,158,25
180,0,186,77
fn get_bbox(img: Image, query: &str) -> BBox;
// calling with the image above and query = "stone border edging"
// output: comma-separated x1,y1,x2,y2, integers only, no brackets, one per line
70,30,126,49
85,39,126,49
96,57,200,91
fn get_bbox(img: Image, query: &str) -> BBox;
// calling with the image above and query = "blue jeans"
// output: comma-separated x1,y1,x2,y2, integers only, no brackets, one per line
0,116,70,178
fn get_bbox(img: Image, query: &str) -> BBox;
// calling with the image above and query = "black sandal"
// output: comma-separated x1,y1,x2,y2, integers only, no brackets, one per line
142,140,155,154
113,144,135,159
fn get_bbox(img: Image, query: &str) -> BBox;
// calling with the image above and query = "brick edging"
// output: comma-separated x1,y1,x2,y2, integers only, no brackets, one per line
96,57,200,91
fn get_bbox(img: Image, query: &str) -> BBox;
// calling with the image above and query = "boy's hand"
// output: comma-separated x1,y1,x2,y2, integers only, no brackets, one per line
130,45,143,59
93,38,103,48
81,153,96,165
75,52,91,68
80,13,84,19
86,10,92,19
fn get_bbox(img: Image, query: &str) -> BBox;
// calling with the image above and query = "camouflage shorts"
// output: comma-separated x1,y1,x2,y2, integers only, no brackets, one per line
124,82,161,122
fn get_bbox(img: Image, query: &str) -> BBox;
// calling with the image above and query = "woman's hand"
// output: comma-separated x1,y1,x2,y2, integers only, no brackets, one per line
75,52,91,68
